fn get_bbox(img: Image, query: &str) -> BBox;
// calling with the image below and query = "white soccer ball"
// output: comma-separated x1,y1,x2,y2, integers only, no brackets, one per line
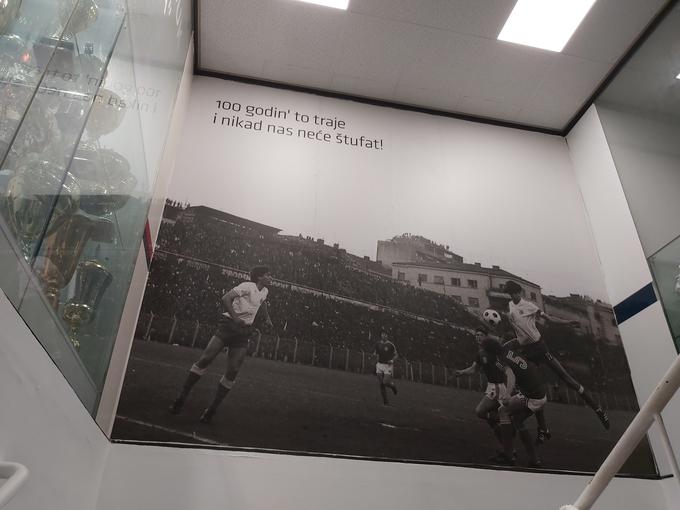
482,308,502,326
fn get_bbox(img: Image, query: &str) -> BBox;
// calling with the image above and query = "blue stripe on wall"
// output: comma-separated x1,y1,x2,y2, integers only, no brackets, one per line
613,283,657,324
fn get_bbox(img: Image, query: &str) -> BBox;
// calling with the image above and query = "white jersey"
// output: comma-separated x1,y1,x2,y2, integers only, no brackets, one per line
223,281,268,325
507,298,542,345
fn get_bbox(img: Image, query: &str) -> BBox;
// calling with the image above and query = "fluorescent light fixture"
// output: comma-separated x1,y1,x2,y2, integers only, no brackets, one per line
498,0,597,52
291,0,349,9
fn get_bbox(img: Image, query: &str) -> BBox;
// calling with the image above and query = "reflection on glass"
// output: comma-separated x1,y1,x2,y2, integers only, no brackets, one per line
0,0,128,413
649,236,680,352
0,0,191,415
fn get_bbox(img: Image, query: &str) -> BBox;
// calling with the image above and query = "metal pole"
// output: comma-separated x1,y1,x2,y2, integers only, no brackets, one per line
345,348,350,372
654,412,680,488
432,364,436,385
144,311,154,340
311,344,316,366
168,316,177,344
191,320,200,348
293,338,298,363
274,335,280,360
361,351,365,373
329,346,333,369
561,353,680,510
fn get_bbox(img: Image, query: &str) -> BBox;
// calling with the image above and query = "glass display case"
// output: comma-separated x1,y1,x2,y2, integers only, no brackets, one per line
648,235,680,352
0,0,190,414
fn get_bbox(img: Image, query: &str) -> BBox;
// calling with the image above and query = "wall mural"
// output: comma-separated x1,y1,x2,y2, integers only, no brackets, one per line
112,76,655,476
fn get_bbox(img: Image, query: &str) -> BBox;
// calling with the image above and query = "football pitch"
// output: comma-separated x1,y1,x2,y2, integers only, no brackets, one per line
113,340,656,475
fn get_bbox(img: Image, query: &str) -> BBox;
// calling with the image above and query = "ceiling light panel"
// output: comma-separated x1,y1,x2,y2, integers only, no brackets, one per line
290,0,349,10
498,0,597,52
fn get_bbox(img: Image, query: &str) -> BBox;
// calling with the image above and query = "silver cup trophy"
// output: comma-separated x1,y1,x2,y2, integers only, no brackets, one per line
62,259,112,349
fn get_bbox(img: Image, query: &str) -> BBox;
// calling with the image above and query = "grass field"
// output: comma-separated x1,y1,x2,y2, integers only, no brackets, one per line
112,340,657,475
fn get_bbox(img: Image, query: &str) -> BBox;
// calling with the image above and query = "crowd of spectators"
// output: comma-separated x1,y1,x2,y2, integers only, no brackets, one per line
140,254,478,368
156,216,479,328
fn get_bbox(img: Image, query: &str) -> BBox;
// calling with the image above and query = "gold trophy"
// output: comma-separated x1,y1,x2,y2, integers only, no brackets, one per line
86,88,126,139
33,213,114,310
5,159,80,258
62,259,112,348
59,0,98,36
70,142,137,216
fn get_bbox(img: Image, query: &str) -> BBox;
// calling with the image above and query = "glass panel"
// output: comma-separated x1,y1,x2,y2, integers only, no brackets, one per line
648,235,680,351
0,0,192,414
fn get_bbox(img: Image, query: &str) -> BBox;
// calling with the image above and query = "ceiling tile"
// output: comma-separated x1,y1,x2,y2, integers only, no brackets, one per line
392,85,461,112
198,0,665,130
515,105,574,130
396,29,490,92
349,0,516,39
262,61,334,90
457,96,521,121
564,0,667,63
330,73,399,100
331,12,423,83
530,55,611,107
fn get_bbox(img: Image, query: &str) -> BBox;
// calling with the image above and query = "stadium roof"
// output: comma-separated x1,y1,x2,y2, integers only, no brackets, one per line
392,260,539,289
181,206,282,235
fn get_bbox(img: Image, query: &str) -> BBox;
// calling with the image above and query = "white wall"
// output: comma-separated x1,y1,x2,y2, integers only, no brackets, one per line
0,290,110,510
596,104,680,257
96,443,669,510
566,105,680,475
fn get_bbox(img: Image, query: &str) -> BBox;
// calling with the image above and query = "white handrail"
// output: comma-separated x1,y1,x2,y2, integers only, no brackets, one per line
0,462,29,508
560,353,680,510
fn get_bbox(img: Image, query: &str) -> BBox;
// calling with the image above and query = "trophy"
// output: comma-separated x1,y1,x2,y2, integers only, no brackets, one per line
70,143,137,216
0,0,21,34
59,0,99,36
62,259,112,348
33,213,114,310
5,159,80,258
86,88,126,139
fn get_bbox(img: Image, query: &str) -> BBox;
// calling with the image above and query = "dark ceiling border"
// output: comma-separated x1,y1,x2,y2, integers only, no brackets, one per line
562,0,679,136
192,0,677,138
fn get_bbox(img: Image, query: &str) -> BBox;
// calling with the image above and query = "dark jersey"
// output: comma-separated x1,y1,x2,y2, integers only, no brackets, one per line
374,341,396,363
481,337,545,399
477,348,506,384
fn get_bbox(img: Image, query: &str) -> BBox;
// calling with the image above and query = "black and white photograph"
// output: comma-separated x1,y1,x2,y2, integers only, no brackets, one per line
112,76,655,475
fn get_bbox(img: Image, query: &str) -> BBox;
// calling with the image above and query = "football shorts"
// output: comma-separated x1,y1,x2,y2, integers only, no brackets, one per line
516,392,547,412
485,382,508,401
214,318,254,349
376,362,394,376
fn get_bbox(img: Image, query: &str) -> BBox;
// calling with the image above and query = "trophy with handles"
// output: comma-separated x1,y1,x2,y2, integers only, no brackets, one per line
62,259,112,348
5,159,81,258
33,213,114,310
